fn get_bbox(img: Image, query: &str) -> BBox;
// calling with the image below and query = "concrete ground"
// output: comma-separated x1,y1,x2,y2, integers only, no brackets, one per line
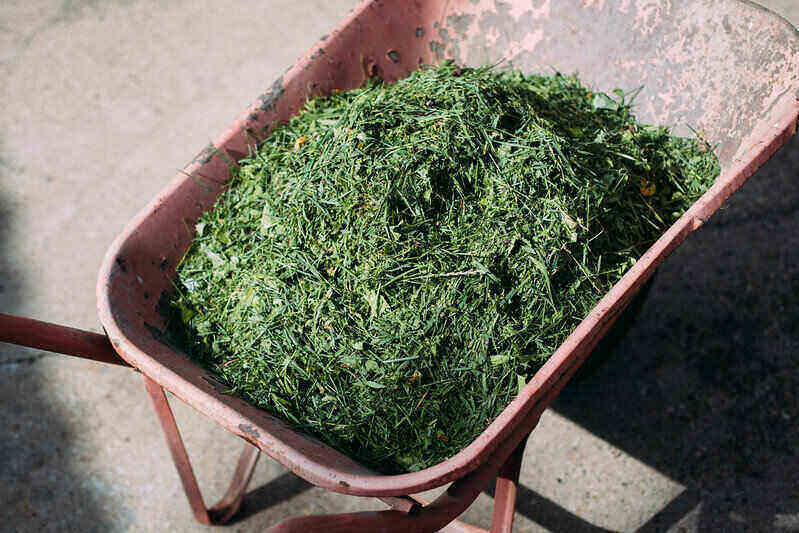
1,1,797,531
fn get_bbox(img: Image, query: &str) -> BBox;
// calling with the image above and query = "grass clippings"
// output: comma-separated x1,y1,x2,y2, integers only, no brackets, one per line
166,62,719,473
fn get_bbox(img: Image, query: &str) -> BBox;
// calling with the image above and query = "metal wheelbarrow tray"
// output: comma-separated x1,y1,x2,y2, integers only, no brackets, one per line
2,0,797,531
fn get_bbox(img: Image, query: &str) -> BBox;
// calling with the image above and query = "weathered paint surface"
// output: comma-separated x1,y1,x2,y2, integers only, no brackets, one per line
431,0,799,167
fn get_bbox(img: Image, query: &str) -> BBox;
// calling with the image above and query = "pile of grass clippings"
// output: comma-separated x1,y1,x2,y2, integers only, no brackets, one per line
167,62,719,473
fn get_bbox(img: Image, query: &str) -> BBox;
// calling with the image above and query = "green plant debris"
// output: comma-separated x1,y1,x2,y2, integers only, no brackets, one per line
166,62,719,473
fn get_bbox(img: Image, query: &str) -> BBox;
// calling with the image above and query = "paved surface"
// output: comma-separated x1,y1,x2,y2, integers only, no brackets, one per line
1,1,797,531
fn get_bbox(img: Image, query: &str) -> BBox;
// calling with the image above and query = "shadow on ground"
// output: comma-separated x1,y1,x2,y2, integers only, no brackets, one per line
549,133,799,531
233,470,313,523
0,140,116,532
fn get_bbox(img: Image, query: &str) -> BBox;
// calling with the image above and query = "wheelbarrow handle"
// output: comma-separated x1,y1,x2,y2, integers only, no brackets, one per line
0,312,130,367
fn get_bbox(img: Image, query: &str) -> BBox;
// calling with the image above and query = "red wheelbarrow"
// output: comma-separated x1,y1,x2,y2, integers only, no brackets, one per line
2,1,797,531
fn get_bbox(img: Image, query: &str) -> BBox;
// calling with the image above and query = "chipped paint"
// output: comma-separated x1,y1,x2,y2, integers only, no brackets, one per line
581,0,605,10
429,39,445,60
258,76,284,111
192,142,216,166
528,0,552,20
238,423,261,440
446,13,474,38
633,0,672,36
432,0,798,168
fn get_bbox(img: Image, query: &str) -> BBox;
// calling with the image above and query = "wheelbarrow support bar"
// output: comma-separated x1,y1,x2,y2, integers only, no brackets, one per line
0,311,263,525
0,311,542,530
0,312,128,366
144,376,261,525
266,430,533,533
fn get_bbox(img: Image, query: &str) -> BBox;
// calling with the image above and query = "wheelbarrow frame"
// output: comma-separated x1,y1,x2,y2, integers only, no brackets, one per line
2,0,798,531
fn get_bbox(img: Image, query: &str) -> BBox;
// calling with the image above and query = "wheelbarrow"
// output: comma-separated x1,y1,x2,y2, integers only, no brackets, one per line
2,1,797,531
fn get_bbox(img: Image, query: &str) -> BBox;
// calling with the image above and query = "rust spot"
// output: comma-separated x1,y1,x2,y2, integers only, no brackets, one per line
415,27,424,38
238,424,261,440
386,50,400,63
339,480,350,487
115,257,127,273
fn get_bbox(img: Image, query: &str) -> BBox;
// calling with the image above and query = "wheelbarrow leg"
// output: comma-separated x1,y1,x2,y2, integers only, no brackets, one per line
143,376,260,525
418,433,530,533
489,435,528,533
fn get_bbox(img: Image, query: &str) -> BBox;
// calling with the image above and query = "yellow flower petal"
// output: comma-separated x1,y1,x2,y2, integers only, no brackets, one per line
640,178,656,197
